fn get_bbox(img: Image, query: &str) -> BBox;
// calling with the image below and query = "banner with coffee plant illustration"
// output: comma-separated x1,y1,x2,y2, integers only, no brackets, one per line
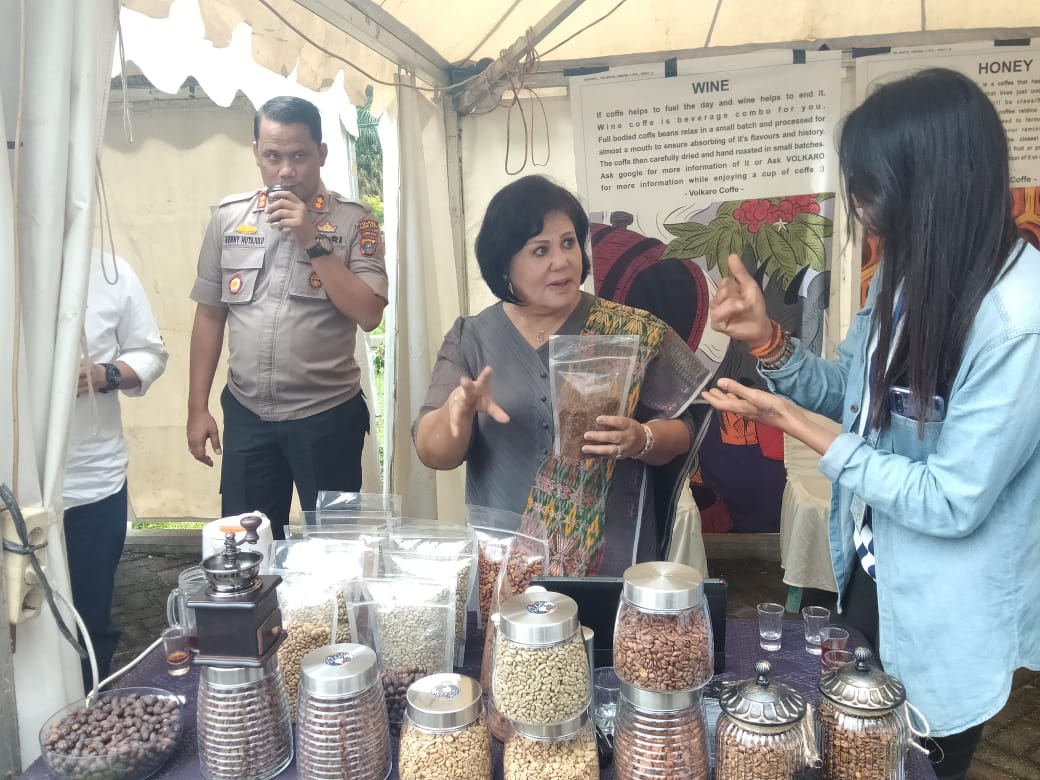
571,52,841,533
854,44,1040,305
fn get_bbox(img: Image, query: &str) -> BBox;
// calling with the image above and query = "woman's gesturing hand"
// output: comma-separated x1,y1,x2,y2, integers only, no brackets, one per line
447,366,510,437
709,253,774,350
701,378,803,430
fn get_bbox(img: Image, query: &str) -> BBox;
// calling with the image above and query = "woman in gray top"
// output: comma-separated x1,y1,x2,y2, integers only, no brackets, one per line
414,176,710,575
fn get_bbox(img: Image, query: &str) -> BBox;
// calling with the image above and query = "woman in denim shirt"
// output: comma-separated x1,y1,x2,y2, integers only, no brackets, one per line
703,68,1040,779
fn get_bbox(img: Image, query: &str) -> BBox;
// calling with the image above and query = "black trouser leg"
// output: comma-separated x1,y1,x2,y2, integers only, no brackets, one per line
63,482,128,692
220,387,294,539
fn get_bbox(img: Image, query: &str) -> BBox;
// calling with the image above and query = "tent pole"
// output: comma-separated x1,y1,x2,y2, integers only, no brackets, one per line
0,532,20,778
442,101,468,313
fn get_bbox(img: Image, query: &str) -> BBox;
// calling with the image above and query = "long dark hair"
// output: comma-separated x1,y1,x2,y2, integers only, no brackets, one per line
475,175,591,304
839,68,1022,432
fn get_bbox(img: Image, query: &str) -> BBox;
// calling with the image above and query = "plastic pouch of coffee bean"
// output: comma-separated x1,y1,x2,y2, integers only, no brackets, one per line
548,335,639,460
466,505,549,627
383,522,476,665
346,576,456,725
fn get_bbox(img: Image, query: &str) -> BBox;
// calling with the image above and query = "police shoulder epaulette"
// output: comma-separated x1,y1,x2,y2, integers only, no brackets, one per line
331,192,371,211
218,190,261,207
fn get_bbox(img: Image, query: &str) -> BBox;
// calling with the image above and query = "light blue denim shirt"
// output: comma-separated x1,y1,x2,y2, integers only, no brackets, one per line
763,240,1040,736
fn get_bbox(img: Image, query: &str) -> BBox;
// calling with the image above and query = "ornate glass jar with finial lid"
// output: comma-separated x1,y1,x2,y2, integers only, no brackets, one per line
817,647,930,780
715,660,818,780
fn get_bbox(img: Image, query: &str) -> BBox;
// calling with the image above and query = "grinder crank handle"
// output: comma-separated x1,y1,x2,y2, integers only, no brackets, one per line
239,514,262,545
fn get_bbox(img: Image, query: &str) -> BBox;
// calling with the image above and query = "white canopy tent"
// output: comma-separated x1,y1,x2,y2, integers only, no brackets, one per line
3,0,1040,771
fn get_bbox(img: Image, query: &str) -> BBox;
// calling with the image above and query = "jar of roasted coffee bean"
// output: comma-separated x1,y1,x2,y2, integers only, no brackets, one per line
197,658,294,780
613,681,710,780
817,647,916,780
614,561,713,692
503,709,599,780
492,591,591,724
480,613,512,741
295,643,391,780
715,660,817,780
399,673,491,780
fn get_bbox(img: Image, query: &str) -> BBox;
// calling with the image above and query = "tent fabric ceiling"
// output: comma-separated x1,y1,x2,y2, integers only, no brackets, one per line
123,0,1040,111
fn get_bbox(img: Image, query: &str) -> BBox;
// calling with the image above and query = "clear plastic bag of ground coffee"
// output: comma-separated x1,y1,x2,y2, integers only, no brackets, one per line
549,334,639,460
466,505,549,627
346,576,456,725
382,522,476,665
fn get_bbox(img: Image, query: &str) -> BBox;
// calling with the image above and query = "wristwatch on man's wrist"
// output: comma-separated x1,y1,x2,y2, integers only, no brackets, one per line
305,234,334,259
100,362,121,393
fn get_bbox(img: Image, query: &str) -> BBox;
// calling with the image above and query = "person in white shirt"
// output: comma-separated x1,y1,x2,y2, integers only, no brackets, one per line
63,249,168,690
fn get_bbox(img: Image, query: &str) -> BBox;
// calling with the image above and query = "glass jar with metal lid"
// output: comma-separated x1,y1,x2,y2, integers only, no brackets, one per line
613,561,713,691
294,643,390,780
399,673,491,780
715,660,818,780
480,613,512,741
817,647,922,780
197,656,294,780
613,682,710,779
492,591,591,724
503,709,599,780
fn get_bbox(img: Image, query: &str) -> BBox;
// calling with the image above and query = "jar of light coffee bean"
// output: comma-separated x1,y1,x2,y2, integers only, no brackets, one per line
613,682,710,780
480,613,512,741
715,660,816,780
492,591,591,725
399,673,491,780
295,643,391,780
503,709,599,780
614,561,713,692
817,647,913,780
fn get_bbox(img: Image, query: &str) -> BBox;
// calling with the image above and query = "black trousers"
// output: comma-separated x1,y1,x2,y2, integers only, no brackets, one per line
63,481,128,692
841,562,985,780
219,387,370,539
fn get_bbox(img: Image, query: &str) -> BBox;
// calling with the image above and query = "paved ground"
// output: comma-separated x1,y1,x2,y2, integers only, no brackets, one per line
111,546,1039,779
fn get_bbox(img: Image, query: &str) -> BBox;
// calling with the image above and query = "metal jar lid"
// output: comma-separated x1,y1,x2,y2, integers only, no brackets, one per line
500,591,579,646
200,661,272,688
300,643,378,698
818,647,906,714
619,680,700,712
720,661,807,729
622,561,704,612
406,673,482,731
513,708,589,740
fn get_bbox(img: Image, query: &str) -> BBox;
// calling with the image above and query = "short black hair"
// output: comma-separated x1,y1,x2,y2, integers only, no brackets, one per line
475,175,591,304
254,96,322,144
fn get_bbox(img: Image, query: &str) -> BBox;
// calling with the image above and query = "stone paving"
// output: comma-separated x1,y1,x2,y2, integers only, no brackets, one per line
110,546,1039,779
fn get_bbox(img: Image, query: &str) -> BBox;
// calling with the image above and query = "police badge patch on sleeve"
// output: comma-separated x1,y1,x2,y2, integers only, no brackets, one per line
357,218,381,257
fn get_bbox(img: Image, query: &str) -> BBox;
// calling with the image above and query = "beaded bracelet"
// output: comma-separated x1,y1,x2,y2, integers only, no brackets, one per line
635,423,655,459
760,333,794,370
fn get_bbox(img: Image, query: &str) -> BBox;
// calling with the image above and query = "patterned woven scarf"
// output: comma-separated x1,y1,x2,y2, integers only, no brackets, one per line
522,298,667,575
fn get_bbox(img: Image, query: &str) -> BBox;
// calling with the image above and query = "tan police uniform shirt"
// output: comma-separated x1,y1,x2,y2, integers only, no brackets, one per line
190,184,388,422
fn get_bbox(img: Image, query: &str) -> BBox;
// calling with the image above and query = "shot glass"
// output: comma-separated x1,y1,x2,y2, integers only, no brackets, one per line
593,666,621,736
802,606,831,655
757,602,784,651
820,626,850,663
162,627,191,676
823,649,855,671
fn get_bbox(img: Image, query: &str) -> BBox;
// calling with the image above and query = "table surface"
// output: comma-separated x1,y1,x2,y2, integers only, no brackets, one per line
25,617,937,779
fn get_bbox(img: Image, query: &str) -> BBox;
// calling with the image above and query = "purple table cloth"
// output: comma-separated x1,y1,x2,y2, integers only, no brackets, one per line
24,616,937,779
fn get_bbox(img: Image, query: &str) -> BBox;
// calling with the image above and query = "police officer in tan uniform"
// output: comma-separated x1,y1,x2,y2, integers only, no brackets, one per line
187,96,387,538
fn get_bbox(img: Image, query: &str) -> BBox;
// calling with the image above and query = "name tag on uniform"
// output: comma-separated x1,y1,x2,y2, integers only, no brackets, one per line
224,233,266,247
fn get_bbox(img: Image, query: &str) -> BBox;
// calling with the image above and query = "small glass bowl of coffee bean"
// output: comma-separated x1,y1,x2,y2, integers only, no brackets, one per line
39,686,184,780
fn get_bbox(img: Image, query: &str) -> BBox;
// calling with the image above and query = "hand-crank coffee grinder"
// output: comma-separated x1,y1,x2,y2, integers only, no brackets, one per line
188,514,294,780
